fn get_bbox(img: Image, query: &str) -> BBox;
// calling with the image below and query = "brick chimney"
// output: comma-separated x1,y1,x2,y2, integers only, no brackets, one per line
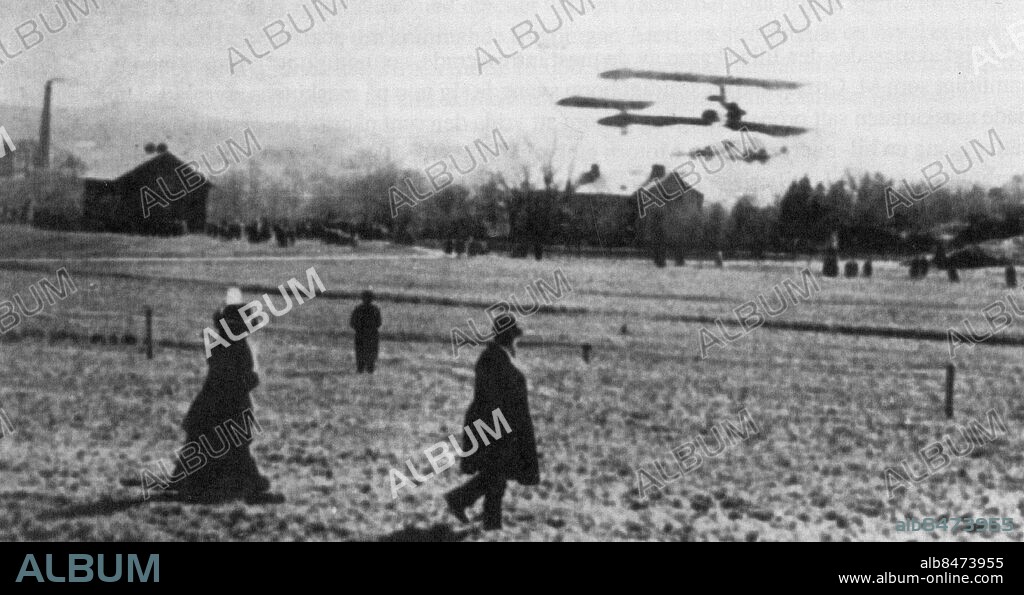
35,79,61,170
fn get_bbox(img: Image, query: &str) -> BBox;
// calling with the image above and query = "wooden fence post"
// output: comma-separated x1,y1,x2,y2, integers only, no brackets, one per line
945,363,955,419
145,307,153,360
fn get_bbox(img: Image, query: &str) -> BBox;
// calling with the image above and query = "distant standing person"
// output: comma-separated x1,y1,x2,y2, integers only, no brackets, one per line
350,289,382,373
445,314,540,531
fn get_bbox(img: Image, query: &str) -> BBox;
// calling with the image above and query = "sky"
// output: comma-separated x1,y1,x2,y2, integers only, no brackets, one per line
1,0,1022,205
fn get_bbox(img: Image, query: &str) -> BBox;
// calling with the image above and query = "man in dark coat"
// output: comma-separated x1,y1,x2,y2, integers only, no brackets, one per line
445,314,540,531
170,298,271,501
350,289,382,373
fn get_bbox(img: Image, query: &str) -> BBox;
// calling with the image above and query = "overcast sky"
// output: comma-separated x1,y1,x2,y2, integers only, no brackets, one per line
1,0,1022,203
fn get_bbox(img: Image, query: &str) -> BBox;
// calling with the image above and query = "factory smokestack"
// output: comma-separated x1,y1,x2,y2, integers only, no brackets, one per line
36,79,62,170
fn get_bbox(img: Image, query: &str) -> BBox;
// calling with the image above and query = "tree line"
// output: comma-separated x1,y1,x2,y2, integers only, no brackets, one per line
6,147,1024,261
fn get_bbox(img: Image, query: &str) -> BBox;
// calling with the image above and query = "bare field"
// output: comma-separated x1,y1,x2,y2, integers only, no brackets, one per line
0,225,1022,541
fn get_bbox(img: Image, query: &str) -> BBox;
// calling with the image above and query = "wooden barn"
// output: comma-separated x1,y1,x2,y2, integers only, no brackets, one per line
635,164,705,265
82,147,210,235
567,163,705,259
566,164,643,248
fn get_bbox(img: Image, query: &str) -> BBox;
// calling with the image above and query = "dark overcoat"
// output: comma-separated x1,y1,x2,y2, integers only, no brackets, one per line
183,333,259,445
350,303,382,346
460,343,540,485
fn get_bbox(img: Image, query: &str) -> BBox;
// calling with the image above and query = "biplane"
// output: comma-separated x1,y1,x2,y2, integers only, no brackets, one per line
557,69,810,137
556,96,718,132
902,220,1023,270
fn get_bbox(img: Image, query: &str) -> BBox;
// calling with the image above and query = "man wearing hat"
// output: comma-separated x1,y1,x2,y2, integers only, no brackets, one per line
445,313,540,531
171,287,273,501
349,289,382,373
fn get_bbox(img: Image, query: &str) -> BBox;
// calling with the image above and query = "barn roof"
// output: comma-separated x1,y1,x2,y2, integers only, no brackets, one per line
573,168,649,198
636,166,703,200
83,151,211,186
83,151,159,181
574,177,630,197
574,164,705,202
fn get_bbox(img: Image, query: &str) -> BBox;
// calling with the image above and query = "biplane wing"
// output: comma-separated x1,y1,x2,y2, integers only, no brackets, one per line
727,122,809,137
598,113,715,128
556,96,654,111
599,69,804,90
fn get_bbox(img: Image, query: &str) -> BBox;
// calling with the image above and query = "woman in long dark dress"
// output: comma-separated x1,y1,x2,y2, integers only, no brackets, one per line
445,314,540,530
169,301,271,501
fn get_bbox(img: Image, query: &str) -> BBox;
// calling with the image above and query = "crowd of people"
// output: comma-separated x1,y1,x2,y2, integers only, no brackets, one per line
203,218,361,247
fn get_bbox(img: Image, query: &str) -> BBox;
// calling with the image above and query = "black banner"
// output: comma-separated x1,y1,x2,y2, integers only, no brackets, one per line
0,542,1017,591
